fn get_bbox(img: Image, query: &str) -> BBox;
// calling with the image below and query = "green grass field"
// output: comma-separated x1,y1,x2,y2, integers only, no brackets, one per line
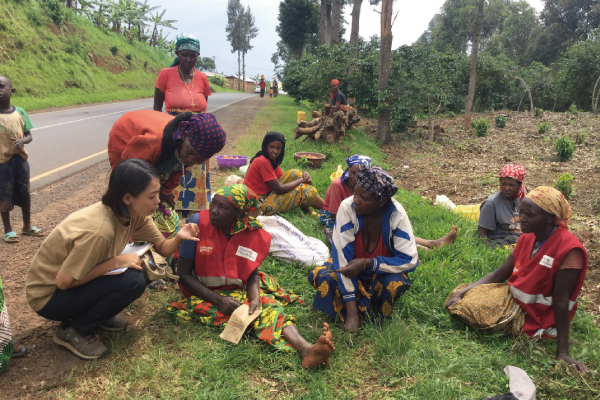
53,96,599,399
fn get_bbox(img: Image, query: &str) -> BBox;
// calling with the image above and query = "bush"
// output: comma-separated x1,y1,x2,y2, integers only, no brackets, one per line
555,136,576,161
125,54,132,62
41,0,65,25
533,108,544,118
495,115,507,128
537,122,551,135
209,76,226,87
554,172,574,199
566,104,580,115
473,118,490,137
110,46,118,56
576,130,585,144
65,36,83,55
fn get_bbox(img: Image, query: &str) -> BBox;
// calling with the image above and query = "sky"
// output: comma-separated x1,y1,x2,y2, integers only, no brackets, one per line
147,0,545,80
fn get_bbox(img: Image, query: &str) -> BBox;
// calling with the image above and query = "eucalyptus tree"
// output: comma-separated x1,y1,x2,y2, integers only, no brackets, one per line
226,0,244,90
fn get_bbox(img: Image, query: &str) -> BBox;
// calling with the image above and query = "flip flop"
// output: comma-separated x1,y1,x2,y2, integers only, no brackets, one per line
4,231,19,243
22,226,44,237
12,344,27,358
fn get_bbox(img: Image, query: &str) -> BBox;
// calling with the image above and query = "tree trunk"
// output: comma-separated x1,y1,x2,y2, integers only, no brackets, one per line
516,77,534,112
242,52,246,93
237,50,241,91
330,0,342,45
349,0,362,47
66,0,73,9
377,0,393,143
319,0,331,45
464,0,484,132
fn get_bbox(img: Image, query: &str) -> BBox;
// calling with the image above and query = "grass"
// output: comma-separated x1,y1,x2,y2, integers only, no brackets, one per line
51,96,600,399
1,0,171,111
212,85,246,94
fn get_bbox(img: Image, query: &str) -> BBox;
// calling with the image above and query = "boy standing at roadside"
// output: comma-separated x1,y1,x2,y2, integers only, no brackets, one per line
0,76,43,243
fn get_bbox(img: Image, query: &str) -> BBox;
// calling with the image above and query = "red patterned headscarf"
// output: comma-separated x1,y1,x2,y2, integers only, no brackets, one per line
174,113,226,158
499,164,527,200
525,186,572,227
213,184,263,234
330,79,340,100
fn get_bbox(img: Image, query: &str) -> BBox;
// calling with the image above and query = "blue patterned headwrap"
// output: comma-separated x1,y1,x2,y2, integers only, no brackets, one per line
357,165,398,199
170,34,200,67
341,154,372,184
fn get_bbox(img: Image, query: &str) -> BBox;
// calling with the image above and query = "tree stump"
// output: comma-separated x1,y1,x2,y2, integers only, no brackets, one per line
293,105,360,144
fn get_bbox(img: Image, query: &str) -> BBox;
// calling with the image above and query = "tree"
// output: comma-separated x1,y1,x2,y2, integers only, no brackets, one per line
319,0,344,46
349,0,362,47
377,0,393,143
196,57,216,71
275,0,319,61
226,0,244,90
241,6,259,91
464,0,484,131
149,9,176,46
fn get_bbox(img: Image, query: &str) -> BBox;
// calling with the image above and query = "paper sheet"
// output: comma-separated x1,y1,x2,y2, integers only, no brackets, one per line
220,304,262,344
104,242,153,275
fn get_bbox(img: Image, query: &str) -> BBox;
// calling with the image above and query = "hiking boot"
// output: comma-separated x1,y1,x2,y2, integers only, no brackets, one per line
99,315,128,332
53,324,109,360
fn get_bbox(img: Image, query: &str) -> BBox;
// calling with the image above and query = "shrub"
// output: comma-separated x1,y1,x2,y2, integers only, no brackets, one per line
566,104,580,115
537,122,551,135
209,76,226,87
576,130,585,144
534,108,544,118
64,36,83,55
554,172,574,199
473,118,490,137
143,60,149,69
110,46,118,56
555,136,576,161
125,54,132,62
495,115,507,128
41,0,65,25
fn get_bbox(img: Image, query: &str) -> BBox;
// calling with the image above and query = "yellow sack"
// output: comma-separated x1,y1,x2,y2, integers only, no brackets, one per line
454,204,480,222
330,165,344,182
297,111,306,122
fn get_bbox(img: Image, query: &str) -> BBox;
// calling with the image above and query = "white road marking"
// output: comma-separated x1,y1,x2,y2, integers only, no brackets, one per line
33,106,151,130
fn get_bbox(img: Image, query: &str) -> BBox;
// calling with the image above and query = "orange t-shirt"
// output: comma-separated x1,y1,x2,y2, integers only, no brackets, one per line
243,155,283,196
155,67,211,113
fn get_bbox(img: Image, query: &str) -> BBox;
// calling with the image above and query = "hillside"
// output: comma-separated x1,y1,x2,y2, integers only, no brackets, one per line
0,0,171,110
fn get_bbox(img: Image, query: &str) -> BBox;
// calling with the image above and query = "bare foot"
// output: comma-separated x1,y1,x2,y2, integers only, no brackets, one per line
301,323,335,369
431,225,458,248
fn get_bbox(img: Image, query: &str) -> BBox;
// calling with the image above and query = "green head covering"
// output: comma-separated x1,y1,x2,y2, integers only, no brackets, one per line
170,34,200,67
213,184,263,235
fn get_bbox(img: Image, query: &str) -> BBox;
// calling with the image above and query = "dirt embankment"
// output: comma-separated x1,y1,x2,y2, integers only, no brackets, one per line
0,96,264,399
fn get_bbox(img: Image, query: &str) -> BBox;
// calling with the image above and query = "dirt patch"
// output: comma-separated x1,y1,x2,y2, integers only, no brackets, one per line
0,96,266,398
372,110,600,323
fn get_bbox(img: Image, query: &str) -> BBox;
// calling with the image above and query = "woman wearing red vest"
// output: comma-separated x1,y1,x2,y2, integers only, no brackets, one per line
446,186,588,373
167,184,335,368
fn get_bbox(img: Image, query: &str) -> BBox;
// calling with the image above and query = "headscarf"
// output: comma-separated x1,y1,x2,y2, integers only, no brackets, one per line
170,34,200,67
174,113,226,158
249,131,286,169
330,79,340,100
341,155,371,185
525,186,572,227
499,164,527,199
356,165,398,199
213,184,263,234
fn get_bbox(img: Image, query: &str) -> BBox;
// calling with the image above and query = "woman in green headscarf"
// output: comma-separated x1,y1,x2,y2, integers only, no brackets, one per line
168,184,335,369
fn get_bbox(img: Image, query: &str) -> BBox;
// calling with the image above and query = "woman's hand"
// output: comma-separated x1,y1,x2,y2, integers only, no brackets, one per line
248,298,261,315
557,353,588,373
177,223,200,241
12,138,26,149
159,192,176,208
216,295,243,315
445,288,469,309
302,171,313,185
339,259,367,279
114,253,142,270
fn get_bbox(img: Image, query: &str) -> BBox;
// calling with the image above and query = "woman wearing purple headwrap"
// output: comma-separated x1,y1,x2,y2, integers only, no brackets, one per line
108,110,226,278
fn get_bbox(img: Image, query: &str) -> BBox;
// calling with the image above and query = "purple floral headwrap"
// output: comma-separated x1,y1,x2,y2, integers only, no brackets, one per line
174,113,226,158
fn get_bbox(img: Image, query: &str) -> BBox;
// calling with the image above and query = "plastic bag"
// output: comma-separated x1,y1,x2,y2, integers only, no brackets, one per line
257,215,329,266
239,165,249,176
225,175,244,186
330,165,343,182
434,195,456,210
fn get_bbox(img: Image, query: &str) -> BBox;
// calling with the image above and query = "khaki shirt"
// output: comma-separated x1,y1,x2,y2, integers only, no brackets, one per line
0,106,33,163
25,202,164,311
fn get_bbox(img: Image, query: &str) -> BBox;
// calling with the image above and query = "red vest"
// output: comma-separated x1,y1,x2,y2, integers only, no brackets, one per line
179,210,271,298
509,226,587,338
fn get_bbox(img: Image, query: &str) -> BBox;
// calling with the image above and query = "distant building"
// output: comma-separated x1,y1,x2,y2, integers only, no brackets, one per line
225,75,255,93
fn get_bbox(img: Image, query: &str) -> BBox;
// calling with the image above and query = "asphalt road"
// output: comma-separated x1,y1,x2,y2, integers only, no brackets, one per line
27,93,254,190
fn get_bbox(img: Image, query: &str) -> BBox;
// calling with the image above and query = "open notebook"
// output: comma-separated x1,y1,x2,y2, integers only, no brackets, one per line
104,242,153,275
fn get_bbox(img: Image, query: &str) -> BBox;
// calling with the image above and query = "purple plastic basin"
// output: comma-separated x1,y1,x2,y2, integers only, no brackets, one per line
215,155,249,169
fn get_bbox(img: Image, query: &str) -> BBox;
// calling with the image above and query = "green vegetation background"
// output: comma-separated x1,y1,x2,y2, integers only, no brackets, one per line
54,96,600,399
0,0,170,110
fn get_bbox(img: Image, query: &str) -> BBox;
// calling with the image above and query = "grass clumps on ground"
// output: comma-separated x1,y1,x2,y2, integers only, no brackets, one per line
0,0,171,110
52,96,600,399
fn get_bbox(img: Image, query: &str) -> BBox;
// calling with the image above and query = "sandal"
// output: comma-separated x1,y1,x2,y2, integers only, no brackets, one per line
12,344,27,357
148,279,167,291
4,231,19,243
22,226,44,237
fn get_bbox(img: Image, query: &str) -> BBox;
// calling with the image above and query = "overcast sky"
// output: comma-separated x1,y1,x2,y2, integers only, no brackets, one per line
147,0,545,80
